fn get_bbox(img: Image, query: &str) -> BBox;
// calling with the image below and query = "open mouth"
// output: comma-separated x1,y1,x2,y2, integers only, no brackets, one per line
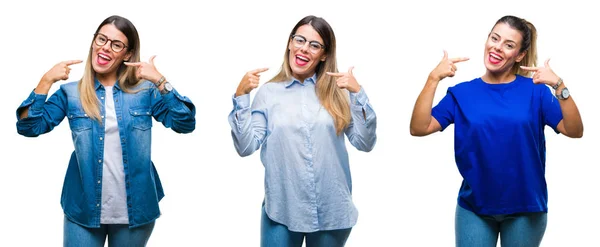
295,55,309,66
97,53,111,65
489,52,502,65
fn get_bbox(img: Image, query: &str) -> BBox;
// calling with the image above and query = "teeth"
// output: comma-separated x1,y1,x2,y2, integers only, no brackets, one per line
99,54,111,60
296,55,309,62
490,53,502,60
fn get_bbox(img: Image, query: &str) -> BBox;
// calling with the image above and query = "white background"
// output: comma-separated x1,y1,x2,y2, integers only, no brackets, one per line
1,0,598,246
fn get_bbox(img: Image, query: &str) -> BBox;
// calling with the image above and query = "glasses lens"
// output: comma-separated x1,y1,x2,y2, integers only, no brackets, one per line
293,36,305,48
112,41,125,52
309,42,322,54
95,34,107,46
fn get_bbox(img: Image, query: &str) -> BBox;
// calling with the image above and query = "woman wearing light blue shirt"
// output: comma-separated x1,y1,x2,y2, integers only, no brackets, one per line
229,15,377,247
16,15,195,246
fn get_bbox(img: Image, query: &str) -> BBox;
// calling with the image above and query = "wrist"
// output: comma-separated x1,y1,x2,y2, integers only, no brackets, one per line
154,76,166,87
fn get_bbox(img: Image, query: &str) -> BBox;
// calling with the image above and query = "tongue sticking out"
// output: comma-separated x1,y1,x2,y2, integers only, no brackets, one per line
489,54,502,65
97,55,110,66
295,57,309,66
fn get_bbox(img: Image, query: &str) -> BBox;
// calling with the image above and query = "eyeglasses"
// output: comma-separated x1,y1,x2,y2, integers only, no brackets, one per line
291,35,324,54
94,33,128,53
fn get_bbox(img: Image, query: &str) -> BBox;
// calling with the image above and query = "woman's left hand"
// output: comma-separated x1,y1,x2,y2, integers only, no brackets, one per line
520,59,561,86
124,55,164,84
327,66,361,93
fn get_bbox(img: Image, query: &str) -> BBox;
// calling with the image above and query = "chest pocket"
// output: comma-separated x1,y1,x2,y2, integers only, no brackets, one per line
67,110,93,132
130,107,153,130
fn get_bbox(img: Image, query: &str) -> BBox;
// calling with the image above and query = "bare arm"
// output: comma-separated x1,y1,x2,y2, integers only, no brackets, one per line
410,51,469,136
521,59,583,138
554,82,583,138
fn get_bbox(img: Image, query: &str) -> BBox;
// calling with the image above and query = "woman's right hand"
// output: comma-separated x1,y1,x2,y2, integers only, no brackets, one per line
428,51,469,82
36,60,82,94
235,68,268,97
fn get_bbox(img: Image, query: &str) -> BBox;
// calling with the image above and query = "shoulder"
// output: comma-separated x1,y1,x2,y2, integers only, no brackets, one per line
448,77,482,92
58,81,81,95
257,81,285,95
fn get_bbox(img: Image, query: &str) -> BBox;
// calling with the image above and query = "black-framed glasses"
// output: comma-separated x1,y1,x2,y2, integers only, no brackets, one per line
94,33,128,53
291,35,324,54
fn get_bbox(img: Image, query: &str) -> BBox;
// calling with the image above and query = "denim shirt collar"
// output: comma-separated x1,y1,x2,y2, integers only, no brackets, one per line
94,78,122,91
285,73,317,88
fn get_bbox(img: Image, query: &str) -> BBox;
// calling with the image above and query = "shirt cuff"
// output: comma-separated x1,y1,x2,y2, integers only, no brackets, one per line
232,93,251,110
349,87,368,107
17,90,48,119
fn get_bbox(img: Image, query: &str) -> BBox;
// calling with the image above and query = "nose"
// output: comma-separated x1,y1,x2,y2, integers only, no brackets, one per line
299,43,309,53
493,42,502,52
101,40,112,52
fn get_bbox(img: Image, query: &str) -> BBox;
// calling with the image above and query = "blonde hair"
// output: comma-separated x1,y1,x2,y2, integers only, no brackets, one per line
494,15,538,77
269,15,350,135
79,15,142,122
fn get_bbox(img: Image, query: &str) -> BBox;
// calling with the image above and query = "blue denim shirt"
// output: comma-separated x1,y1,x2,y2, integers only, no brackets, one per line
228,74,377,232
16,79,195,228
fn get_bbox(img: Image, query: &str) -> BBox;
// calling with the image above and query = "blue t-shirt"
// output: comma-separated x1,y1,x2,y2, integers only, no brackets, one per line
432,75,563,215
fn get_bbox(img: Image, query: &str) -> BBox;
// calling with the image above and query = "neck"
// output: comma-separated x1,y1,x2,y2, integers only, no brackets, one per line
97,72,118,87
481,70,516,84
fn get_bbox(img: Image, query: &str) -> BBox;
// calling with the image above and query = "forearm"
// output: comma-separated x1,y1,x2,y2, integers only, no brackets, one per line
557,83,583,137
20,78,53,120
410,77,439,134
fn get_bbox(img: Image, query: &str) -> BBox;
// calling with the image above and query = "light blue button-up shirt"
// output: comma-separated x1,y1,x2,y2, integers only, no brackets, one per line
229,74,377,232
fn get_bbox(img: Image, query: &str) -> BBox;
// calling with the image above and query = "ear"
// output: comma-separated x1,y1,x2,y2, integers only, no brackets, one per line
515,50,527,63
320,55,327,62
124,50,133,62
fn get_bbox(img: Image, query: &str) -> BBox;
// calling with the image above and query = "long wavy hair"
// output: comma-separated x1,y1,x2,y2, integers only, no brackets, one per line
269,15,350,135
79,15,142,122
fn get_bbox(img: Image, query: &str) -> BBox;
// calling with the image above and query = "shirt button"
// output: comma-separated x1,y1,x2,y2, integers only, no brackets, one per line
122,138,125,142
98,160,102,163
96,204,100,207
97,180,101,184
101,97,104,100
118,117,122,121
101,116,105,119
124,159,127,164
99,137,103,141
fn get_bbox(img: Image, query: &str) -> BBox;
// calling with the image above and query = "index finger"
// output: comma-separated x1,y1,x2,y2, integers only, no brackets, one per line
519,66,540,71
250,67,269,74
326,72,344,77
124,62,142,67
449,57,470,63
64,60,83,66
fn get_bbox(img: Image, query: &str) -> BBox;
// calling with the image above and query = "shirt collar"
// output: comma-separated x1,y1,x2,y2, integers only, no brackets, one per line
94,78,121,91
285,73,317,88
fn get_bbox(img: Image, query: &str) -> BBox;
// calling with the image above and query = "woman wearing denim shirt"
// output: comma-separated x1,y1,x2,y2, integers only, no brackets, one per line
16,15,195,246
229,15,377,247
410,15,583,246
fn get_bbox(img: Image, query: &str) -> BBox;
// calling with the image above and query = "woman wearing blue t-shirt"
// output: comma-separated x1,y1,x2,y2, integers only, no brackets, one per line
409,15,583,246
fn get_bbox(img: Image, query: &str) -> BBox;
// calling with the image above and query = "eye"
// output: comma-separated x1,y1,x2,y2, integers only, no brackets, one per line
98,36,107,42
294,37,305,44
309,43,321,50
506,43,515,49
491,36,498,41
113,42,124,50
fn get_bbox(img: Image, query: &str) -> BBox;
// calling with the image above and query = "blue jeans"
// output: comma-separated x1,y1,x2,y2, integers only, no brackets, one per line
455,204,547,247
261,206,352,247
64,216,155,247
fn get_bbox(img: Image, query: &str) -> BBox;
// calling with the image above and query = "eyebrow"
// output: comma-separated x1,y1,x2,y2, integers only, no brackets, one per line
98,33,125,43
492,32,517,44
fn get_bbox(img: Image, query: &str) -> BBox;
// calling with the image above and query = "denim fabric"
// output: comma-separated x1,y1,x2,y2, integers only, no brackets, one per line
17,79,195,228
